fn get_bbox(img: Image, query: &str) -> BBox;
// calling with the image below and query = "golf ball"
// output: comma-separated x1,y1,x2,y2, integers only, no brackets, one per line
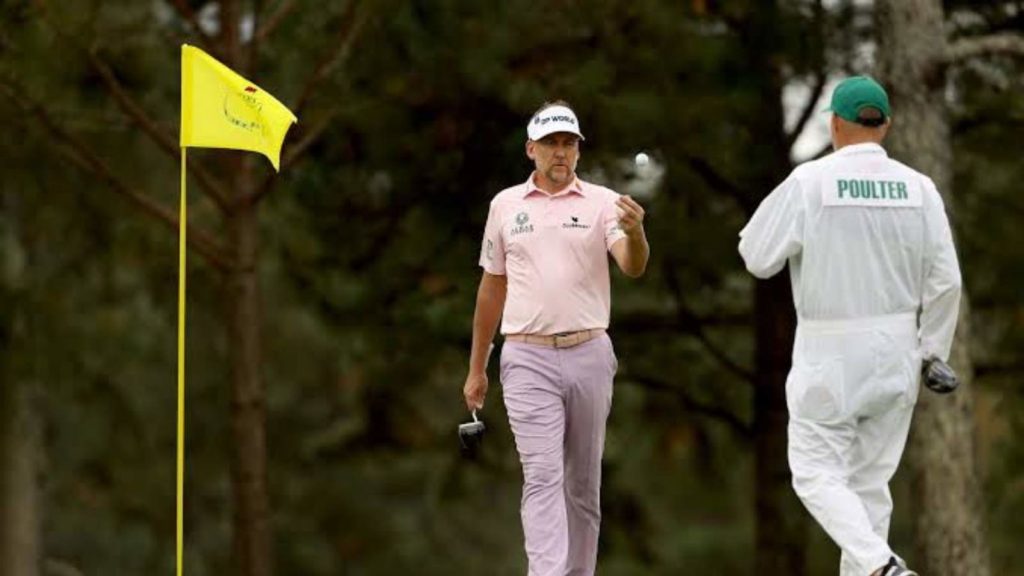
635,152,649,167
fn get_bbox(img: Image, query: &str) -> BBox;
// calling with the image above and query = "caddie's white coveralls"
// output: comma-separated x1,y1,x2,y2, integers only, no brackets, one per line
738,143,962,575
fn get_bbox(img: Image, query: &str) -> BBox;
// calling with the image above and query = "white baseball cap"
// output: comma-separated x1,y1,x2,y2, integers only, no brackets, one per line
527,105,585,141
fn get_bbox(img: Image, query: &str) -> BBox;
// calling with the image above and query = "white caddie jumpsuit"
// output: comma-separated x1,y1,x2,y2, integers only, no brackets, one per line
738,143,962,576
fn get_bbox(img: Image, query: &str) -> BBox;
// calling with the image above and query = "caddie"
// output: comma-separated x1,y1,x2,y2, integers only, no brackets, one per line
738,76,962,576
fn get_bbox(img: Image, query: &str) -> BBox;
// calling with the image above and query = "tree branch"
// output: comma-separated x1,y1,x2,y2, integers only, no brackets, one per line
292,0,369,119
0,77,232,272
974,361,1024,379
954,112,1024,136
32,2,231,212
43,559,85,576
255,0,299,43
786,71,826,151
662,263,756,385
283,108,340,169
245,3,371,206
618,372,751,438
615,310,750,331
949,33,1024,62
679,154,754,213
86,50,232,213
785,0,826,151
164,0,216,53
247,107,341,206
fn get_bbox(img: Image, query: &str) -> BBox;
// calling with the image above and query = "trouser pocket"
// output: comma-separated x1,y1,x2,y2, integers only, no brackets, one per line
867,343,922,413
787,358,845,422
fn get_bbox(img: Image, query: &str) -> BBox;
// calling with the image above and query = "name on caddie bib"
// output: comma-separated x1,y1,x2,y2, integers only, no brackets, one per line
824,175,922,208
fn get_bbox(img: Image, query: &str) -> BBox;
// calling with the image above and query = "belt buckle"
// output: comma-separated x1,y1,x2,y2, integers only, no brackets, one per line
553,332,574,348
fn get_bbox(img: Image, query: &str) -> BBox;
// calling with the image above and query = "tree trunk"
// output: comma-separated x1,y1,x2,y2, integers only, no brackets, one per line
224,157,272,576
754,276,802,574
743,3,810,572
220,2,272,573
876,2,991,575
0,378,41,576
1,192,41,576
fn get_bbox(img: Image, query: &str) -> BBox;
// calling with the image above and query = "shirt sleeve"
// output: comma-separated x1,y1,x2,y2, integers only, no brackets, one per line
919,179,962,361
479,200,506,275
738,176,805,279
603,192,627,251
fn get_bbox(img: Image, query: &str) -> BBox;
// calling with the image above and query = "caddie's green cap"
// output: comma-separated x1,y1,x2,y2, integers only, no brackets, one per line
826,75,891,124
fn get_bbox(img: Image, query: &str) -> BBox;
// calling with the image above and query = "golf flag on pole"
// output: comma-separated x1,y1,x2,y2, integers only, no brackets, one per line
177,44,296,576
180,44,297,170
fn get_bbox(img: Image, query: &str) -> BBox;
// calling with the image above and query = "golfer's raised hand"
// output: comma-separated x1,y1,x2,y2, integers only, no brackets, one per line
616,195,645,236
464,372,488,411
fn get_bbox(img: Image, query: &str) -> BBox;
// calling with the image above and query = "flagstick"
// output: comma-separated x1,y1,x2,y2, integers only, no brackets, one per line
176,148,188,576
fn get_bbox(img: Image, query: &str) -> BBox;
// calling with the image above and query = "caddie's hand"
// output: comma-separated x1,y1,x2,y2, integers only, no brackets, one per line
922,355,959,394
615,195,646,236
464,372,488,411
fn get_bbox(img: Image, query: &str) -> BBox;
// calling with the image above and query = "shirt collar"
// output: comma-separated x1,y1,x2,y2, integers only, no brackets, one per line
522,173,585,198
834,142,888,157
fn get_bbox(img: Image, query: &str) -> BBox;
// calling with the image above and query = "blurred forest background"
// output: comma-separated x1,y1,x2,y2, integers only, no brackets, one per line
1,1,1022,575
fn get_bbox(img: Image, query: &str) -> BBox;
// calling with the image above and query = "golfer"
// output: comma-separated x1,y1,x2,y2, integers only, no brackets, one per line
462,100,650,576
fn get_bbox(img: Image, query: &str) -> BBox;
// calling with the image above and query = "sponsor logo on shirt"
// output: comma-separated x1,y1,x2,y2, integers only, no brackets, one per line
511,211,534,236
562,215,591,230
485,239,494,260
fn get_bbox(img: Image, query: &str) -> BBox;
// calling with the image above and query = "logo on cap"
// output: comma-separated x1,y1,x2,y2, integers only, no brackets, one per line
537,114,576,126
527,105,585,141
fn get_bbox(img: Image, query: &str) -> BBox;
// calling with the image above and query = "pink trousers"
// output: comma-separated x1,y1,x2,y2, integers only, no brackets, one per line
500,334,617,576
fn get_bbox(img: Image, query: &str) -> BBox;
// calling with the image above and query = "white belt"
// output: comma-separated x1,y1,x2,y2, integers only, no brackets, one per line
798,311,917,333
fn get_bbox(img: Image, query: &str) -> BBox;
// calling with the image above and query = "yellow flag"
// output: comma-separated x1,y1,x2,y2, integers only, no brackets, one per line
180,44,297,170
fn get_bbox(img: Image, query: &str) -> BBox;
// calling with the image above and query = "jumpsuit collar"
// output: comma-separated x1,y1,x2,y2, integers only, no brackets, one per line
834,142,887,157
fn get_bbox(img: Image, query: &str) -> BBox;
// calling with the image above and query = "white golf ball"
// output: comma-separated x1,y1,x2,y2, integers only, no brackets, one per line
634,152,649,167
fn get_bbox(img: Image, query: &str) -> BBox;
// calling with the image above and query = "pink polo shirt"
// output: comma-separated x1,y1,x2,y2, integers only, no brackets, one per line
479,174,627,336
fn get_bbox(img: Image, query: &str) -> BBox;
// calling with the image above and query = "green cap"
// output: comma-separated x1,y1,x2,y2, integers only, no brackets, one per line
826,76,891,125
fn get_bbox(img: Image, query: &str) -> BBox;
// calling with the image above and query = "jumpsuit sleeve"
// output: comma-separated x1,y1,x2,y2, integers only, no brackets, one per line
738,176,805,279
479,200,507,275
919,179,962,362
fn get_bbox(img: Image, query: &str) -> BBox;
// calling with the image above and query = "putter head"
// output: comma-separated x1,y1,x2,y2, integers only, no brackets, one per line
458,411,486,458
923,356,959,394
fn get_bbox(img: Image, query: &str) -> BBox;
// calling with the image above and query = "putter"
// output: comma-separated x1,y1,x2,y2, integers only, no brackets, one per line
922,355,958,394
459,343,494,458
458,410,486,458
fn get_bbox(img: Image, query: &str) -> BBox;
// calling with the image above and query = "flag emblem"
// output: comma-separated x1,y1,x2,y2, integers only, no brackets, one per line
180,44,297,170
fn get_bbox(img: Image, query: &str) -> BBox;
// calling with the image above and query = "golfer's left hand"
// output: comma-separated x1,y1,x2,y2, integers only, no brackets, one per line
616,195,645,236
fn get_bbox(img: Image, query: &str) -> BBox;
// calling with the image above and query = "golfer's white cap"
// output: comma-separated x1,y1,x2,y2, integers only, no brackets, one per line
527,105,585,141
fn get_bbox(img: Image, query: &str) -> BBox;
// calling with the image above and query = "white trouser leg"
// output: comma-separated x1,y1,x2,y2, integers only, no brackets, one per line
790,418,895,575
838,403,915,576
788,314,920,576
